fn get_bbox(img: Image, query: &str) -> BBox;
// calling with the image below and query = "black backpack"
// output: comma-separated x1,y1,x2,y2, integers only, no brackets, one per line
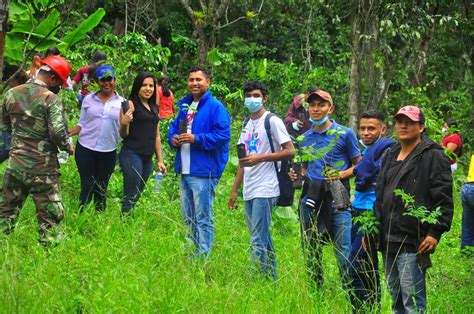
243,113,295,207
0,129,12,163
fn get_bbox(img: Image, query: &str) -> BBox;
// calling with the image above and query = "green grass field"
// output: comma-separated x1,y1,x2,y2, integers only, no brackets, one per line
0,143,473,313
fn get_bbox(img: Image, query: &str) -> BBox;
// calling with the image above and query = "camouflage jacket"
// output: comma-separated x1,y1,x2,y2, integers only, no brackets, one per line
0,79,69,174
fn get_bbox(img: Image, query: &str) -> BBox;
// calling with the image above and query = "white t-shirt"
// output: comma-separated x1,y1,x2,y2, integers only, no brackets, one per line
181,101,198,174
239,111,291,201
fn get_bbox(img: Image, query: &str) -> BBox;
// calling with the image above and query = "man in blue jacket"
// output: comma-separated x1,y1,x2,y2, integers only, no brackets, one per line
349,110,395,312
168,66,231,257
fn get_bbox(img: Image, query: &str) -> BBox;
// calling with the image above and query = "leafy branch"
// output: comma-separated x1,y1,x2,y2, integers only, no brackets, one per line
294,127,347,178
353,211,380,235
394,188,441,225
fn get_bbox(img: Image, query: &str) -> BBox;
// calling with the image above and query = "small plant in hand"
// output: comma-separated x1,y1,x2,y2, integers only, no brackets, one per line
394,188,442,225
295,127,350,210
181,103,198,114
394,188,443,268
295,126,346,164
291,135,306,188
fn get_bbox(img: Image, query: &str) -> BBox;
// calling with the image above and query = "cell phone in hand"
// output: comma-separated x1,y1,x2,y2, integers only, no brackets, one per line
179,119,188,134
121,99,129,113
237,143,247,159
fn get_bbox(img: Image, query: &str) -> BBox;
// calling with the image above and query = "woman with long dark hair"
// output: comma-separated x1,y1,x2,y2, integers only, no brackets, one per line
119,71,167,213
156,76,175,119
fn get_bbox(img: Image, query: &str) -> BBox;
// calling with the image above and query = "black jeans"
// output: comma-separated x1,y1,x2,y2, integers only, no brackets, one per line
75,142,116,211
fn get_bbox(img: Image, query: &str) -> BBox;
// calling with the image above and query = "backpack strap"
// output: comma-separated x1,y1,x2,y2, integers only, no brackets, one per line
263,112,280,174
242,116,250,131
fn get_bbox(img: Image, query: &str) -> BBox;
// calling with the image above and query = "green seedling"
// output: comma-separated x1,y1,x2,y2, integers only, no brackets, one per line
353,211,380,235
394,188,442,225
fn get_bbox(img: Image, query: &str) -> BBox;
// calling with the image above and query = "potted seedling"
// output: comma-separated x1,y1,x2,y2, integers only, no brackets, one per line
322,163,351,210
291,135,306,189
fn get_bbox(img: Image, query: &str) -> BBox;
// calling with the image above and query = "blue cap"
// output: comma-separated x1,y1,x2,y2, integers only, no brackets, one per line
96,65,115,80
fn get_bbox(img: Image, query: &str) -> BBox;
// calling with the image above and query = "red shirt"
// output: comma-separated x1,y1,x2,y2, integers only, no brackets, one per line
157,86,175,119
73,65,93,96
441,133,462,164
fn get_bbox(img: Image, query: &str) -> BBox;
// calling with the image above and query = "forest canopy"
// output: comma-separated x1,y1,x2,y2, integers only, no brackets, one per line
0,0,473,151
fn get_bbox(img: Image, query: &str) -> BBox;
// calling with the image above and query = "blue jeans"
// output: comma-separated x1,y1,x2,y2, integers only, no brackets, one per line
461,183,474,254
119,146,153,213
299,199,352,287
180,175,218,256
244,197,278,280
349,208,381,311
383,252,426,314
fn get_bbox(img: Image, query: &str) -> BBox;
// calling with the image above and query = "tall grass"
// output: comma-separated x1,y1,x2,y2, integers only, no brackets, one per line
0,143,472,313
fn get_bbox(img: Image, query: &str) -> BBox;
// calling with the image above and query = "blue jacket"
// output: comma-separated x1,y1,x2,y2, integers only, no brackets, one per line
168,90,230,178
353,137,395,192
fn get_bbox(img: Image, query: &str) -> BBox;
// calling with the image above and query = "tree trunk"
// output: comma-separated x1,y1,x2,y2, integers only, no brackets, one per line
179,0,229,66
365,0,381,111
0,0,9,82
348,1,363,131
196,27,211,66
410,4,438,87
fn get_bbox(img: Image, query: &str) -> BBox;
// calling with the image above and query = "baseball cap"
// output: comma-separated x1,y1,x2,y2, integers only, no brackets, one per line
96,65,115,80
394,105,425,123
307,90,333,106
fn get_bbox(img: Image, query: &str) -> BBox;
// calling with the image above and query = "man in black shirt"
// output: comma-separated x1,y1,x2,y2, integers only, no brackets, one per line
374,105,453,313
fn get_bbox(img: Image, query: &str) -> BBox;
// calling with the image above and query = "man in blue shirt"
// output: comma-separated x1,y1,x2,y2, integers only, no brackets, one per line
349,111,395,312
292,90,361,291
169,66,231,257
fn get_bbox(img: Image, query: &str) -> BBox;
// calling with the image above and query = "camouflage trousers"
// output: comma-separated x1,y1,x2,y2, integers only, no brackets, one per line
0,168,64,244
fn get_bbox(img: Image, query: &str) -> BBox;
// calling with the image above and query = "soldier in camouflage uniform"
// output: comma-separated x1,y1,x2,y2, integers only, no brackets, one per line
0,55,73,244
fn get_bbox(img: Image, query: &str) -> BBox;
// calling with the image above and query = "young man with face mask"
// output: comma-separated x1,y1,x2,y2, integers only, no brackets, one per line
0,55,74,245
349,111,395,312
375,105,453,313
290,90,361,291
228,80,294,279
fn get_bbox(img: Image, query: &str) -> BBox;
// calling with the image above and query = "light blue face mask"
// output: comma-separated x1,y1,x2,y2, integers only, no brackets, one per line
309,116,329,126
359,139,368,149
359,135,382,149
244,97,263,113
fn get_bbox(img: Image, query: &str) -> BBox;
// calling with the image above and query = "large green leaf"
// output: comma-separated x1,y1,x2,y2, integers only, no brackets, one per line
10,10,60,37
33,9,60,36
33,0,62,10
4,33,25,61
9,1,35,24
59,8,106,49
4,32,60,62
27,37,61,51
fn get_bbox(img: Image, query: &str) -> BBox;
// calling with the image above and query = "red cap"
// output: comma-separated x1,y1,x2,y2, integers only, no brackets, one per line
307,90,333,106
394,105,425,123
